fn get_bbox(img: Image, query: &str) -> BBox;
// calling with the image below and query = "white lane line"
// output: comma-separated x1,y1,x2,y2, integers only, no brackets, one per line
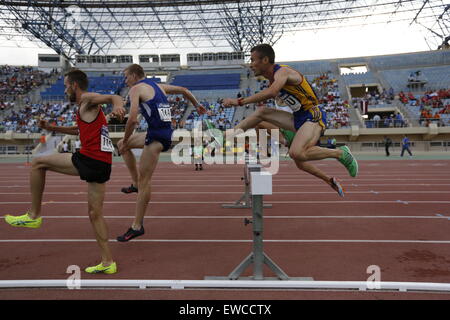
1,200,450,205
33,215,450,220
1,171,450,176
1,191,450,195
0,239,449,244
1,200,450,204
1,178,450,183
3,173,450,179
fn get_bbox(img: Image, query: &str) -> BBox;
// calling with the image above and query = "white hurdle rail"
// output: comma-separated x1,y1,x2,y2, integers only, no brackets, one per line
1,280,450,293
212,156,312,281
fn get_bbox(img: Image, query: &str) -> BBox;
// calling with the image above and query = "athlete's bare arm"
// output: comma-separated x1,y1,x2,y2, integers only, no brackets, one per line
222,67,298,107
159,84,206,114
38,120,79,135
120,85,149,154
80,92,126,121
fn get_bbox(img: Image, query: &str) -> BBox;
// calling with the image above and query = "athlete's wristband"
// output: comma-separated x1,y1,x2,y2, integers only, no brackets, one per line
237,98,244,106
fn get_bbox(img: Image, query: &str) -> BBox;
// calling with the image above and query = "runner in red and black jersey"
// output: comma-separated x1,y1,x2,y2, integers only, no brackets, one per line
4,69,126,275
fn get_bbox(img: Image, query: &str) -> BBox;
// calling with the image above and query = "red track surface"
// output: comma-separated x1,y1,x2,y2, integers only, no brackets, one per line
1,159,450,300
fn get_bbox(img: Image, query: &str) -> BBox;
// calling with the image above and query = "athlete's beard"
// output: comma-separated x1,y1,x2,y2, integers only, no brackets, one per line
68,92,76,103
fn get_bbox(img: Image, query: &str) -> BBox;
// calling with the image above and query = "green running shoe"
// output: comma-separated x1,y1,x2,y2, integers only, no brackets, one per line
5,212,42,228
280,128,295,148
338,145,358,177
85,262,117,274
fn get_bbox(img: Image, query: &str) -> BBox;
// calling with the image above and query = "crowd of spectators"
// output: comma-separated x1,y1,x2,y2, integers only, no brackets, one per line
401,88,450,127
0,65,55,105
311,73,350,128
169,95,189,129
184,98,233,131
366,111,407,128
0,100,15,114
0,102,74,133
2,63,449,138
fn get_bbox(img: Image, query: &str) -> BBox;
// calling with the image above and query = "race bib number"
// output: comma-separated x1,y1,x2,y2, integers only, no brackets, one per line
279,92,302,112
157,104,172,122
100,125,114,153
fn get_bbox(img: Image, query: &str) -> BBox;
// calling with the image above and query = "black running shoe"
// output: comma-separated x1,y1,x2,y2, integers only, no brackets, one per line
117,226,145,242
121,184,138,194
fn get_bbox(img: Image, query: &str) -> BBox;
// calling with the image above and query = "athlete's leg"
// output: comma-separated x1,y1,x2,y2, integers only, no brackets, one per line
289,122,341,162
118,132,146,187
132,141,163,230
29,153,78,219
288,121,348,188
255,121,288,146
87,181,113,265
235,107,296,132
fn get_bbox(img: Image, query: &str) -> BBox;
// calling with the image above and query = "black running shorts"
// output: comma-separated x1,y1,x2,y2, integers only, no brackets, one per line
71,151,111,184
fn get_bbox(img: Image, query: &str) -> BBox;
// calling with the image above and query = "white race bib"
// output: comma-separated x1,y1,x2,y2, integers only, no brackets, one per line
279,92,302,112
100,125,114,153
157,104,172,122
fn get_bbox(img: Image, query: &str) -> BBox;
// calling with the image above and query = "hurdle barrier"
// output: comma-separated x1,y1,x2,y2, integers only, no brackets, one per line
210,156,312,281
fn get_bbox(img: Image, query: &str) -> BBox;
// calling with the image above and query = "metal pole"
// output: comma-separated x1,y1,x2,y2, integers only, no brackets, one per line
252,194,264,280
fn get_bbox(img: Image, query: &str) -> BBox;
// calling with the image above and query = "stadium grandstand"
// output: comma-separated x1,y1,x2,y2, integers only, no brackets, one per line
1,0,450,304
2,48,449,155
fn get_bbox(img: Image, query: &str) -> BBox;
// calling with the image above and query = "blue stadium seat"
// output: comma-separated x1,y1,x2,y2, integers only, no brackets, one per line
171,73,240,91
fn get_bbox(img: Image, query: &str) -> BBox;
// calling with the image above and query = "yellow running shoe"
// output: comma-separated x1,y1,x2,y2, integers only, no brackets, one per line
85,262,117,274
5,213,42,228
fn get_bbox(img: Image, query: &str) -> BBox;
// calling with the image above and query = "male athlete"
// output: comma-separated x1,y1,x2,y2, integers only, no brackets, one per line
116,64,205,241
118,70,205,195
221,44,358,196
4,69,126,274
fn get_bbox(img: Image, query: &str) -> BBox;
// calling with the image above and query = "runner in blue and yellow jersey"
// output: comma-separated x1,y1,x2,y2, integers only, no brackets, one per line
222,44,358,196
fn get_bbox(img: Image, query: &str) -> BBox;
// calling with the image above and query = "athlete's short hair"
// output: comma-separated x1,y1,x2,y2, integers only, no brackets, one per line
64,68,88,91
251,44,275,64
124,64,145,78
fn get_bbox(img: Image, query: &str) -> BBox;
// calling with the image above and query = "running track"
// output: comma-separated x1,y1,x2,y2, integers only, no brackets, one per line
1,159,450,300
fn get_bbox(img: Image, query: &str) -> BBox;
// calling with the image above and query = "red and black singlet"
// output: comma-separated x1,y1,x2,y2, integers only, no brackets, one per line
76,108,113,164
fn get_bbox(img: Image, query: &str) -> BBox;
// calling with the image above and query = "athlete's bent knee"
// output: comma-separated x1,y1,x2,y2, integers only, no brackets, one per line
31,157,48,171
289,149,308,162
295,160,307,170
256,107,273,119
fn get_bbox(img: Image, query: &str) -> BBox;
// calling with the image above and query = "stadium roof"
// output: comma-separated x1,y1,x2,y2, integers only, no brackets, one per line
0,0,448,60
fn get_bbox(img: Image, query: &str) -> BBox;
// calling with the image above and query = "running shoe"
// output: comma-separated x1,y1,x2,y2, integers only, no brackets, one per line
5,212,42,228
121,184,138,194
330,177,345,197
117,226,145,242
280,128,295,148
85,262,117,274
338,145,359,177
204,119,224,148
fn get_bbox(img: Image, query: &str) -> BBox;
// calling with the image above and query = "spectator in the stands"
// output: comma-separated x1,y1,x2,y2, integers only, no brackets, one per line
394,112,404,127
373,114,381,128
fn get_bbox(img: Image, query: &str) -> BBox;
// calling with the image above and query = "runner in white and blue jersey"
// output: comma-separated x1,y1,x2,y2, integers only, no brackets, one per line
117,64,206,242
137,77,174,152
